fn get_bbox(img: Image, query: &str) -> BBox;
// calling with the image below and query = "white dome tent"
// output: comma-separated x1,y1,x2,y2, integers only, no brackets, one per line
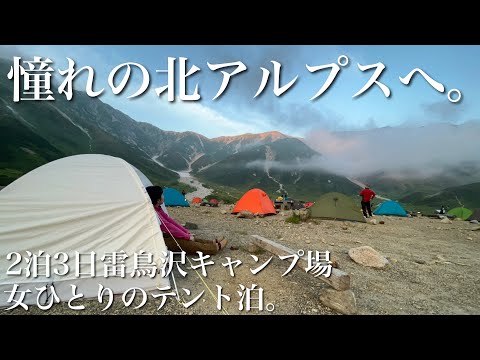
0,154,170,308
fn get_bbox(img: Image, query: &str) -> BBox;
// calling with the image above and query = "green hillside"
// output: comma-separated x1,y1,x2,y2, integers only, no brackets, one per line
399,182,480,213
0,113,64,185
0,58,179,187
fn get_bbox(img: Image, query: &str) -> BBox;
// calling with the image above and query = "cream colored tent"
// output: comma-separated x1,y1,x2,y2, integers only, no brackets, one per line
0,154,170,308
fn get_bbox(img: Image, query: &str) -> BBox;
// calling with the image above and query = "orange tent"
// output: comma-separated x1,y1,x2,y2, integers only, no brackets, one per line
192,197,202,203
232,188,276,215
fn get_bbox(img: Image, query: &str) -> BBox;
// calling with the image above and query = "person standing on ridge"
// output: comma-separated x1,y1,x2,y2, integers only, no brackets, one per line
360,185,376,218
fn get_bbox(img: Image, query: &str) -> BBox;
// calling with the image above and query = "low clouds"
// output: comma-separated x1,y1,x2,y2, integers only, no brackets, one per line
245,121,480,182
304,121,480,178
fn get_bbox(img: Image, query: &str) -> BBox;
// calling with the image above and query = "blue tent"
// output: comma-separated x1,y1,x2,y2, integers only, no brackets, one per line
373,200,408,217
163,188,189,207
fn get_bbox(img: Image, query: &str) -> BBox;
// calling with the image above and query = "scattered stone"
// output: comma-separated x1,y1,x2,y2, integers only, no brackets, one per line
298,210,310,221
379,220,385,225
348,246,389,268
440,218,452,224
184,222,198,230
305,240,311,244
471,226,480,231
354,240,362,244
230,245,239,251
247,243,260,253
467,237,473,241
255,213,265,218
319,289,357,315
342,226,348,230
237,211,254,219
414,259,426,264
369,219,377,225
221,210,227,214
436,255,446,262
330,243,335,246
470,220,479,224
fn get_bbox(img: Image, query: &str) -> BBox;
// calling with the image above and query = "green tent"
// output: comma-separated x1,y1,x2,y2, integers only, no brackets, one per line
447,207,473,220
309,192,366,223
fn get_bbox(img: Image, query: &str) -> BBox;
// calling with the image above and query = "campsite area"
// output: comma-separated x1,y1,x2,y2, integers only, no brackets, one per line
5,204,479,315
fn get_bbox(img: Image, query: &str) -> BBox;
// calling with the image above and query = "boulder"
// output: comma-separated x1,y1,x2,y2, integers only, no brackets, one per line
348,246,389,268
184,222,198,230
319,289,357,315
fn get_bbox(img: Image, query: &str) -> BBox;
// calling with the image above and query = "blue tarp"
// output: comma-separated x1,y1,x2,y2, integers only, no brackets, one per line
373,200,408,217
163,188,189,207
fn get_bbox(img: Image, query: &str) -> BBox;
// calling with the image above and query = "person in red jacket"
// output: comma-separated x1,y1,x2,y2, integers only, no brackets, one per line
359,185,376,218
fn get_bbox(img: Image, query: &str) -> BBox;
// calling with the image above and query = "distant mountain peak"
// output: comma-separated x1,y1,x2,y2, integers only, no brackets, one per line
211,131,291,144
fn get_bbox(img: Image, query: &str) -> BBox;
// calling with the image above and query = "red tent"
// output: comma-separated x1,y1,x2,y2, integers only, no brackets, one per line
304,202,315,208
209,199,219,205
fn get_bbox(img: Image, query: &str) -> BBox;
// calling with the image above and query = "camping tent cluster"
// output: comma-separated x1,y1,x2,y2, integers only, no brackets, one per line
231,189,413,223
191,197,220,207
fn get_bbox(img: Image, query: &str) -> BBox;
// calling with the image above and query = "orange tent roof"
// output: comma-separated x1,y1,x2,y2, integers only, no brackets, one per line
232,188,276,215
192,197,202,203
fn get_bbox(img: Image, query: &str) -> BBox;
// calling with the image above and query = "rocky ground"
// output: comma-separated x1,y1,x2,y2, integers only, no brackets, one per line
4,205,480,315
